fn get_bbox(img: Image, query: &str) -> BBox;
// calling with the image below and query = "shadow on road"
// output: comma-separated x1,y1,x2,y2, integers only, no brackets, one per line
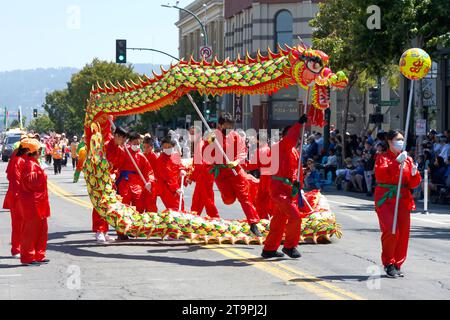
352,225,450,241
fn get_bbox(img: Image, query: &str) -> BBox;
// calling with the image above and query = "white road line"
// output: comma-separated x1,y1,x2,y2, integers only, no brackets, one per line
328,199,450,226
411,217,450,226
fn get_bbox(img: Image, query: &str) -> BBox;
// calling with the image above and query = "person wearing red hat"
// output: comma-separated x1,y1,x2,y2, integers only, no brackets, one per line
374,130,421,278
2,140,29,258
18,139,50,266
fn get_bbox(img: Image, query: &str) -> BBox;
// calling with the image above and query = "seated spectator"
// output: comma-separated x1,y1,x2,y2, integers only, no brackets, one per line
350,160,366,192
429,156,447,191
363,146,375,196
324,148,338,180
304,135,319,162
439,137,450,160
336,157,355,191
304,158,322,190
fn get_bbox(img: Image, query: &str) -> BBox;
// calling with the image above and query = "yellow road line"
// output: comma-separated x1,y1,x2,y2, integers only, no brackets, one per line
48,179,365,300
225,247,365,300
47,180,92,209
208,245,345,300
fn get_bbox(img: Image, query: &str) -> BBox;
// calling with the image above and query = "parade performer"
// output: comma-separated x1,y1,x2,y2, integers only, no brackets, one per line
244,132,272,219
374,130,421,278
2,142,29,258
204,113,262,237
142,135,158,212
108,131,152,211
190,127,219,218
153,137,187,211
262,114,309,259
73,137,87,183
92,126,127,241
18,138,50,266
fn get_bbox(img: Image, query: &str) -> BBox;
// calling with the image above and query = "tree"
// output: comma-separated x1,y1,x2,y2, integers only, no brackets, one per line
9,120,20,129
43,59,141,136
310,0,450,158
27,115,55,134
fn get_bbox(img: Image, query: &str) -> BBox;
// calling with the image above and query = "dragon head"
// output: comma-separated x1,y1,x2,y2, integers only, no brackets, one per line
288,44,348,126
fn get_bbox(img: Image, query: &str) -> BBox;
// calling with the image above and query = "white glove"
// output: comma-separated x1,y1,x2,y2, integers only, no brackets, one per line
396,151,408,164
145,182,152,192
180,170,187,177
176,188,184,195
411,164,418,176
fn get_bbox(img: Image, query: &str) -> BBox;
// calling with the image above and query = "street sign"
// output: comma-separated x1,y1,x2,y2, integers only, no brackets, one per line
234,95,242,124
378,99,400,107
415,119,427,136
200,45,213,60
186,114,192,123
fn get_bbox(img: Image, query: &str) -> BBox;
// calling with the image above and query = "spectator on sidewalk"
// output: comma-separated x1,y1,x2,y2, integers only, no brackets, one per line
350,160,366,193
324,148,338,180
304,158,322,191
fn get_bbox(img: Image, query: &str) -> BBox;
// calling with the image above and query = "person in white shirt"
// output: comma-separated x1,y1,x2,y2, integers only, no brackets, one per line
439,137,450,160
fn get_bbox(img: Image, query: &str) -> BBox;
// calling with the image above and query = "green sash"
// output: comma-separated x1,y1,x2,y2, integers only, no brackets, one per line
209,164,228,179
376,183,406,207
272,176,299,197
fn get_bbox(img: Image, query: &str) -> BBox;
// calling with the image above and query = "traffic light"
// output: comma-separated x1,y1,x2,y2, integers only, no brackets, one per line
33,109,38,118
116,39,127,64
369,86,380,105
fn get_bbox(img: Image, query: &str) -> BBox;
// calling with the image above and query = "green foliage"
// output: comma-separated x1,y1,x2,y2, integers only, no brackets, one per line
43,58,207,135
27,115,55,134
9,120,20,129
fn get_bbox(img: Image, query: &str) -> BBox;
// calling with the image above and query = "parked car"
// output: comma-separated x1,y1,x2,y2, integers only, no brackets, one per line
1,134,21,161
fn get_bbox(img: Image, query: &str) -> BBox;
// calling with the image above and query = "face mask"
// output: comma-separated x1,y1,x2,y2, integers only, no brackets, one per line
163,148,173,155
131,145,140,152
392,140,404,152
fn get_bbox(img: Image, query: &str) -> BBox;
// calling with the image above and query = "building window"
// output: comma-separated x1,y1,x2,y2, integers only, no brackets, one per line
275,10,293,49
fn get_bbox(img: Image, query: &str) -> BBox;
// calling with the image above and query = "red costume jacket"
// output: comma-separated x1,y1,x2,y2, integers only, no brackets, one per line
18,156,50,219
374,150,421,211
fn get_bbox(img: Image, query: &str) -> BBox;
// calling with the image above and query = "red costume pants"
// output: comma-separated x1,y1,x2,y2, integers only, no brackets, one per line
20,214,48,264
143,181,158,212
10,204,23,256
191,173,219,218
159,188,184,211
264,190,303,251
255,175,271,219
376,201,411,268
92,209,109,233
215,170,260,224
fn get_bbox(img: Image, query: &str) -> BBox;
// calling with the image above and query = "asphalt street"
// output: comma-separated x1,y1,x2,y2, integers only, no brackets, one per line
1,161,449,300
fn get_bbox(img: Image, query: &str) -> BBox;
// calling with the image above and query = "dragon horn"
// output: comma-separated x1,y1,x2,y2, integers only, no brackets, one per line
256,49,263,62
130,79,140,88
267,46,274,59
124,80,133,89
138,76,147,85
109,81,119,90
96,81,103,91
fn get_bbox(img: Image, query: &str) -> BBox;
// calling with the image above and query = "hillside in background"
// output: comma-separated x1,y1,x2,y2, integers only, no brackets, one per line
0,63,166,127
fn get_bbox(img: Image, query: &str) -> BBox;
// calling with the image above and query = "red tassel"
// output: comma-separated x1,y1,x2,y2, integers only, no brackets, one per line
307,107,327,127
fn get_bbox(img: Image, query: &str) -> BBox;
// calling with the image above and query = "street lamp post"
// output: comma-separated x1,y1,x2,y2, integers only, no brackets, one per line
161,3,210,117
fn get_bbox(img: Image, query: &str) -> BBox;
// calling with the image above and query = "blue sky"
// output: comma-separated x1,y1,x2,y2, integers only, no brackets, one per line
0,0,195,71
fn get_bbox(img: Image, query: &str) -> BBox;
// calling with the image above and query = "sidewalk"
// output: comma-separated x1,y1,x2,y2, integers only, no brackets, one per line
321,185,450,216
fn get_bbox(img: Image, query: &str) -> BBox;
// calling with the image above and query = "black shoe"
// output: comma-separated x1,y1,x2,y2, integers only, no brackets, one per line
22,262,40,267
261,250,285,259
249,224,263,237
282,247,302,259
384,264,398,278
37,259,50,264
395,266,404,277
116,234,129,241
366,192,373,197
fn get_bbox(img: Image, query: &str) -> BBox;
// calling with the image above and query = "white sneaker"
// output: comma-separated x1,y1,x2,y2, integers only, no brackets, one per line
104,234,113,242
12,253,21,259
95,232,106,242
